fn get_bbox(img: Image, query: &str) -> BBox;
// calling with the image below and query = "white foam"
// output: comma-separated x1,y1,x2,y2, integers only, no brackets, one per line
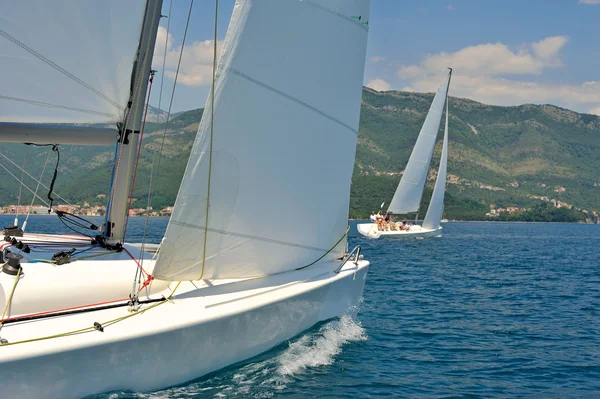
132,315,367,399
276,315,367,376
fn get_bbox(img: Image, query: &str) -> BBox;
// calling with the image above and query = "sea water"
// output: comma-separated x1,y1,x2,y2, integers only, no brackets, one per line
3,217,598,398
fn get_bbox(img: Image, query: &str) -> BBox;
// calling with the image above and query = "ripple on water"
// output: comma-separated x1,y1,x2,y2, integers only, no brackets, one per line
11,217,599,398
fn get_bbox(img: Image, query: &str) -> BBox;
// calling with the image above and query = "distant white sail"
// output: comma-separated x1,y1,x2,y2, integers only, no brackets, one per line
0,0,147,124
423,99,449,230
153,0,371,280
387,69,452,214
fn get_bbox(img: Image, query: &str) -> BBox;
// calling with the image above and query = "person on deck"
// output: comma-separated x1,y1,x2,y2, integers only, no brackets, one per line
370,211,377,223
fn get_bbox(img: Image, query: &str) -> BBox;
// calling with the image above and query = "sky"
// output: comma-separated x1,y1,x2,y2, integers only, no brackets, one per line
152,0,600,115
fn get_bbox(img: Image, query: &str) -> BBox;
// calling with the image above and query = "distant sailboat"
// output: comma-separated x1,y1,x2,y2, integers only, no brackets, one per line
0,1,371,397
357,69,451,239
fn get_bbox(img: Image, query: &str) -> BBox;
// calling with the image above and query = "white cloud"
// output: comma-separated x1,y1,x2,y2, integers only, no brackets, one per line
589,106,600,116
407,74,600,110
153,26,223,87
392,35,600,112
369,56,387,63
366,78,391,92
398,36,568,79
397,65,425,79
579,0,600,4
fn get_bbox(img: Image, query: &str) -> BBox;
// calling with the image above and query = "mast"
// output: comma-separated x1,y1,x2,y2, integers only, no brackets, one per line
105,0,163,242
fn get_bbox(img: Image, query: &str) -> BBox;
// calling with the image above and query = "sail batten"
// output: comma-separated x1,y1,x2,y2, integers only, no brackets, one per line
153,0,371,281
387,69,452,214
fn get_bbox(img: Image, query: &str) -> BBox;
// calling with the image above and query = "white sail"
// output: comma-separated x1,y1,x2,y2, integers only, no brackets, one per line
153,0,370,281
0,0,147,124
387,69,452,214
423,98,449,230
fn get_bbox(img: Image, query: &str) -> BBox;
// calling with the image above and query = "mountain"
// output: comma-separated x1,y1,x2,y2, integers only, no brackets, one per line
0,89,598,221
352,88,600,220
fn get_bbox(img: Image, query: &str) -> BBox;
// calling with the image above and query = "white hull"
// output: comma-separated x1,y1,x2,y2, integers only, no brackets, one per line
0,235,368,399
357,223,442,239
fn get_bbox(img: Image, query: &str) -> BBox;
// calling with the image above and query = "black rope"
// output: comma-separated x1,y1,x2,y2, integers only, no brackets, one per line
0,297,165,326
56,215,95,240
47,145,60,212
54,210,98,241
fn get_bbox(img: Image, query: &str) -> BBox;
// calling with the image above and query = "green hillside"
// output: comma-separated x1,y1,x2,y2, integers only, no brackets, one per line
0,89,598,221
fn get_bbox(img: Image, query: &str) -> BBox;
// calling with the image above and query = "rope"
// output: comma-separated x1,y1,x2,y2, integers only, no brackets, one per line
0,266,22,333
0,282,181,347
295,226,350,270
198,0,219,280
47,145,60,212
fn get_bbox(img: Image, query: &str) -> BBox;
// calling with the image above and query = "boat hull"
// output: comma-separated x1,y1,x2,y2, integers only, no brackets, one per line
0,261,369,399
357,223,442,239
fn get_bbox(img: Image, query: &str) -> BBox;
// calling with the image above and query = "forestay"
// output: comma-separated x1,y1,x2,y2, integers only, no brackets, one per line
0,0,147,124
387,69,452,214
153,0,370,280
423,99,449,230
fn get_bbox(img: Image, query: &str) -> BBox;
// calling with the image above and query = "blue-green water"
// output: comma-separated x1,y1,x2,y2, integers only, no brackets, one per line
4,217,599,398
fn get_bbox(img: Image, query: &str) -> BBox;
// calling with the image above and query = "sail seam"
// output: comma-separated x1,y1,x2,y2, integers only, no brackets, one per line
0,28,124,111
0,95,116,118
171,220,328,252
222,67,359,136
298,0,369,31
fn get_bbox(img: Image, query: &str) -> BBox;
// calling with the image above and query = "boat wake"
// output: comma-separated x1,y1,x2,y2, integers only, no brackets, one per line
102,315,367,399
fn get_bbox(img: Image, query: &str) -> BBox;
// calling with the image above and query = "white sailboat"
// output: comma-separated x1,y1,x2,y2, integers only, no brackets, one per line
357,69,451,239
0,1,371,398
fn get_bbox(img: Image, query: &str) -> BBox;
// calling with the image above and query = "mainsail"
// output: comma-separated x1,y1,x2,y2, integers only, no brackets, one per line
0,1,147,125
423,99,449,230
387,69,452,214
153,0,371,280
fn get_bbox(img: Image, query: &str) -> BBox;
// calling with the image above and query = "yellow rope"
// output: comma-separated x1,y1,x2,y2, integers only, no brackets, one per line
73,251,118,262
0,227,348,346
0,282,182,347
295,226,350,270
198,0,219,280
0,265,22,328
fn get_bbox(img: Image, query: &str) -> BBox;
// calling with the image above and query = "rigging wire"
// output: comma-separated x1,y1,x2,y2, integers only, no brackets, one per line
125,71,155,297
106,0,162,240
199,0,219,280
157,0,173,124
0,161,50,207
0,150,73,206
138,0,194,264
137,0,174,266
14,147,28,226
123,70,155,242
22,148,53,232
